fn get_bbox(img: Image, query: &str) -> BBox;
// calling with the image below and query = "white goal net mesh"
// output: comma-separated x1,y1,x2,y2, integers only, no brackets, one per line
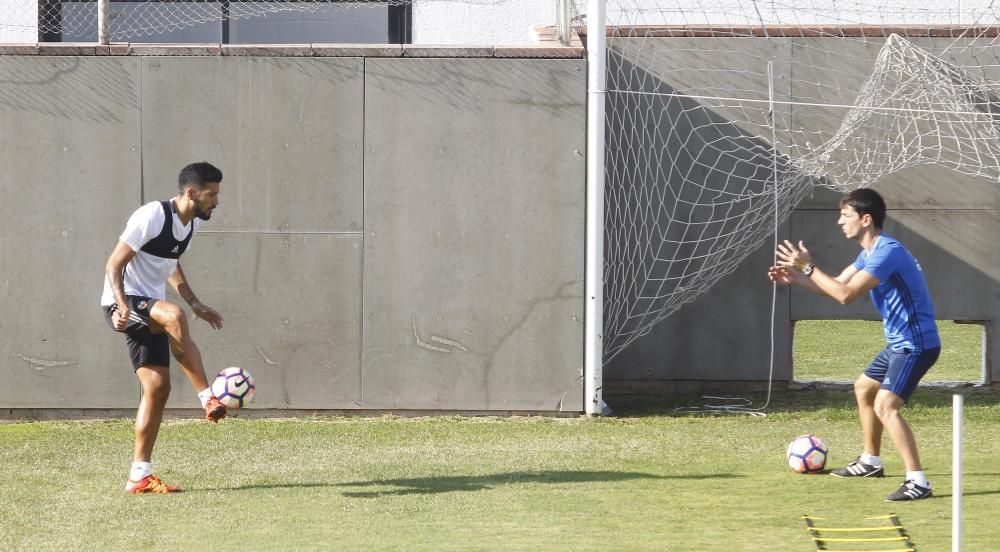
589,0,1000,361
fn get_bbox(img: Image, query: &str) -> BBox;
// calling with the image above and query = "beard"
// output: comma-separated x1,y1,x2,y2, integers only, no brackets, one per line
194,202,213,221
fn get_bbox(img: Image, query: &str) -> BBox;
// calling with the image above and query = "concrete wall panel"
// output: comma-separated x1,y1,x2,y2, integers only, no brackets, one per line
1,42,993,405
140,57,364,233
362,58,586,411
0,54,589,413
0,56,142,407
162,233,363,409
796,164,1000,211
605,220,793,384
790,209,999,322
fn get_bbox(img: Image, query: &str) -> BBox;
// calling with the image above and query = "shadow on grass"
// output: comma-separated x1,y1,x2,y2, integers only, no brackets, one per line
933,490,1000,499
198,470,741,496
333,470,740,498
605,387,1000,417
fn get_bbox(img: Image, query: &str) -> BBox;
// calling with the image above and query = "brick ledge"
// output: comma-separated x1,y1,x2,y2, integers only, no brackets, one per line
0,41,583,59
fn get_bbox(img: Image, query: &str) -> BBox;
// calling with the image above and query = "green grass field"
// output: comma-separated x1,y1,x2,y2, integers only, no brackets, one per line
795,320,984,382
1,322,997,551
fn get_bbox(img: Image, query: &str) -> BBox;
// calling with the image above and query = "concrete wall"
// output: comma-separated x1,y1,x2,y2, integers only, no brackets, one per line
0,53,586,412
3,36,995,410
0,57,142,408
604,37,1000,390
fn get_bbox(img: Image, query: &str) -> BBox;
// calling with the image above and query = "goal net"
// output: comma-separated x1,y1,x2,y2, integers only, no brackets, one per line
588,0,1000,361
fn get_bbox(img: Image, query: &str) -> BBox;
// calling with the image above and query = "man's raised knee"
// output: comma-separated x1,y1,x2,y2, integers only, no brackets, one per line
155,303,188,331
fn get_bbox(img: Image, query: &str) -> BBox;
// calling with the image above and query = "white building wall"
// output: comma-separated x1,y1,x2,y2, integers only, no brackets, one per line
2,1,999,46
599,0,993,27
412,0,1000,46
0,0,36,42
412,0,553,45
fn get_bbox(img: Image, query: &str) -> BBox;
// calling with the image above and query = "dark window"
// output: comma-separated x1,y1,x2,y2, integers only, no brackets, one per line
41,0,409,44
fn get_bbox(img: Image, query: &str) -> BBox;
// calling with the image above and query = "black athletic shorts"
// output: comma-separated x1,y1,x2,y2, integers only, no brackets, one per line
103,295,170,371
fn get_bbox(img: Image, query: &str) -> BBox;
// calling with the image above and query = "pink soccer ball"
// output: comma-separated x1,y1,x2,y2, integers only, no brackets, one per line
787,434,828,474
211,367,256,409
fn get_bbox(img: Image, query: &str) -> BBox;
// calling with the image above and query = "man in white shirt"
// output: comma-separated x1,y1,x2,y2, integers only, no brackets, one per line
101,162,226,494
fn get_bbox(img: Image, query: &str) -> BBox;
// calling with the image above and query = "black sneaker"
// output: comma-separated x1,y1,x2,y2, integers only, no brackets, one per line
830,458,885,478
886,480,932,501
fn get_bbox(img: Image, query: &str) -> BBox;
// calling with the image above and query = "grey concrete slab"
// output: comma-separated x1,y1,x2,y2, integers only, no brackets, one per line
160,232,363,409
402,45,494,58
128,44,221,56
796,165,1000,211
140,56,364,233
605,220,793,383
36,43,104,55
604,39,809,365
789,36,1000,211
787,209,881,321
0,44,40,55
493,46,584,59
311,44,402,57
609,38,795,151
790,207,999,382
786,36,885,164
221,44,312,57
789,209,999,322
0,56,142,407
888,211,999,322
362,58,587,411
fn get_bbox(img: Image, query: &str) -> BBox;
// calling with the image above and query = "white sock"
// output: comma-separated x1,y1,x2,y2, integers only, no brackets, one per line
129,461,153,482
860,453,882,467
906,471,930,488
197,387,213,408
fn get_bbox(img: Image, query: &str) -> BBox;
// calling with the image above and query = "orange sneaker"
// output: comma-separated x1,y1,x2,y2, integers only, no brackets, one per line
205,396,227,423
125,474,181,494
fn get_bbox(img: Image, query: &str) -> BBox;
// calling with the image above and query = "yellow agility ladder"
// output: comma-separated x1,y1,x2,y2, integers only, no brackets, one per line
802,514,915,551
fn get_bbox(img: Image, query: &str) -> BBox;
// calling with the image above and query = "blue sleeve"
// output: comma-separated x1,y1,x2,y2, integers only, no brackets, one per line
852,250,866,271
861,244,902,282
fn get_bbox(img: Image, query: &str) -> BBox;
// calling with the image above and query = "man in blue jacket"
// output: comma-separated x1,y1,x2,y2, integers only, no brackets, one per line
768,188,940,501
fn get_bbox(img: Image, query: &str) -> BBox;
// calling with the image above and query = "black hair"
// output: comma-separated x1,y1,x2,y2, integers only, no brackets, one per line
178,162,223,190
840,188,886,229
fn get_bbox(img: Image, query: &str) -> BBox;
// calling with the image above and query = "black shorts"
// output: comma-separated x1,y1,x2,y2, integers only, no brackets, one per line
103,295,170,371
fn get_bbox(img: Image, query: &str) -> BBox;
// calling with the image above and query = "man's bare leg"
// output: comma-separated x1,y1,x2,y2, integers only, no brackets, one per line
150,301,209,390
125,364,180,493
830,375,886,478
855,375,883,456
149,300,225,422
134,365,170,463
875,390,922,472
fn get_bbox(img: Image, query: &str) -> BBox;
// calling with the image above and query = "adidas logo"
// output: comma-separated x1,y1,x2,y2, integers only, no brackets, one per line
171,245,179,253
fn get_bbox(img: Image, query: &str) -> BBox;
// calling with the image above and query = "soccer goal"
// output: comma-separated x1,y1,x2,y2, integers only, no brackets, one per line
580,0,1000,406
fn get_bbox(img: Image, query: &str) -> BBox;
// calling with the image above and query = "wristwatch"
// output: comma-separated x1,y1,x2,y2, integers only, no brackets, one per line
802,263,815,276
